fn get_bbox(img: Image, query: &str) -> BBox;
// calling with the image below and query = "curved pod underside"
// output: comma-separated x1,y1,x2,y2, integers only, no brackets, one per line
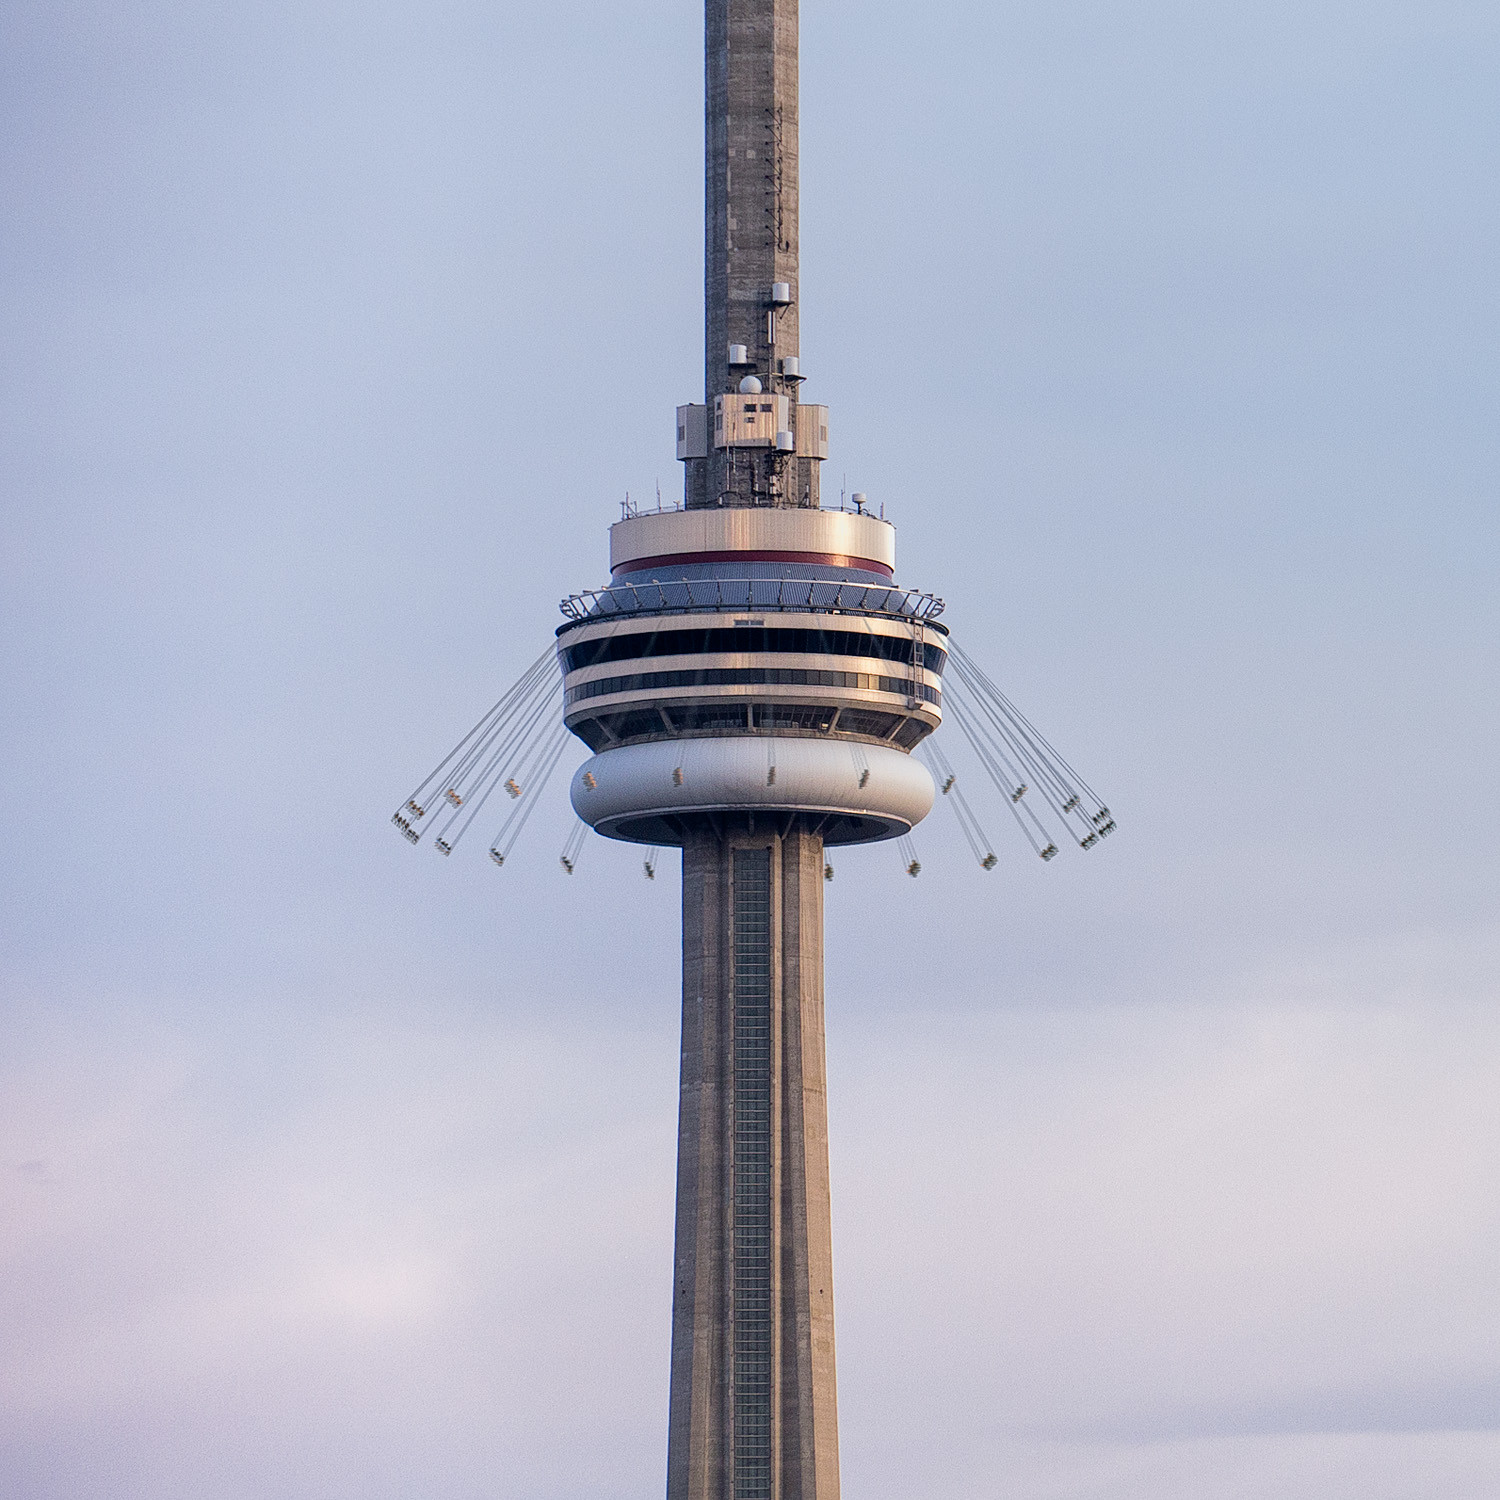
571,735,934,846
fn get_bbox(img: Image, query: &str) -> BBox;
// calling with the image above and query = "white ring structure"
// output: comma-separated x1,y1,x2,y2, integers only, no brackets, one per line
570,736,934,846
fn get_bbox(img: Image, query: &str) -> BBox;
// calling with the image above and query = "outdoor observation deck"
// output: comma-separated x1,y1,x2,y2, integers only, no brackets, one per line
558,575,946,624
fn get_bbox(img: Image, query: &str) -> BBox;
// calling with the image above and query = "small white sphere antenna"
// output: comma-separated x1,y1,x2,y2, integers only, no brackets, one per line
739,375,763,395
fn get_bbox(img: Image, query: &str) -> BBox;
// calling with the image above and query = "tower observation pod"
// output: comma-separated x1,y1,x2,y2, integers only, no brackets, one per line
561,508,944,845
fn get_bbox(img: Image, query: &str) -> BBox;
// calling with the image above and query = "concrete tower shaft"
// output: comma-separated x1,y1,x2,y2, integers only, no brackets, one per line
686,0,819,510
669,825,839,1500
707,0,799,392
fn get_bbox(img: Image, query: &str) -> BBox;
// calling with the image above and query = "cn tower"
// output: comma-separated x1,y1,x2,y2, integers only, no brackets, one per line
561,4,939,1495
397,0,1114,1491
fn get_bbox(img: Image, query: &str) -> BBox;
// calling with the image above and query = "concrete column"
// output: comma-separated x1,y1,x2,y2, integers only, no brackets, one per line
689,0,817,509
669,822,841,1500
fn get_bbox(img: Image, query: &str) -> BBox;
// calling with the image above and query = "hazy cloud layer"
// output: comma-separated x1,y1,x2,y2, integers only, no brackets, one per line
4,974,1498,1497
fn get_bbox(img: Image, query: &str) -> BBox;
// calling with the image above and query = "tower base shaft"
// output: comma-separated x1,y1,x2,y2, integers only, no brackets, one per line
668,822,840,1500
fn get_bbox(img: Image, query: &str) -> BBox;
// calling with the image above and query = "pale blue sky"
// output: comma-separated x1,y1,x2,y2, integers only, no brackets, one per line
2,2,1498,1496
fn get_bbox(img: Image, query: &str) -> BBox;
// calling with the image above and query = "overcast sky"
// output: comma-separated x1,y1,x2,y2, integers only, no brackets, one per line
3,1,1498,1496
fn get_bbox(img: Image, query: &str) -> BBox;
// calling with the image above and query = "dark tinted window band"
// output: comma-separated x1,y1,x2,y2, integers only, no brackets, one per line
564,702,935,751
565,667,941,706
563,626,946,675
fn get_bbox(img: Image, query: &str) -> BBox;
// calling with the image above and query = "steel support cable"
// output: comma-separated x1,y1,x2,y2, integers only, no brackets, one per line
920,743,993,867
420,669,555,839
510,700,574,798
437,648,554,785
443,682,565,849
965,723,1059,850
511,709,570,795
946,654,1113,853
487,724,571,858
396,644,555,823
944,772,995,868
490,726,574,863
453,660,564,804
433,679,560,849
963,651,1104,809
950,643,1106,812
946,662,1084,833
946,648,1067,794
924,736,957,787
439,655,558,803
849,740,871,791
947,692,1054,857
960,689,1077,831
954,673,1105,845
947,656,1076,812
969,693,1082,826
402,700,505,821
395,649,558,847
438,661,561,822
944,781,990,866
560,820,589,873
985,689,1111,834
943,677,1044,814
943,675,1030,794
431,684,556,847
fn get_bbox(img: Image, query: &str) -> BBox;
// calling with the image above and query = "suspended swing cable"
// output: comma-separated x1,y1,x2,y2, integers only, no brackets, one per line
490,726,574,865
947,648,1073,801
946,657,1106,849
395,690,523,842
951,643,1105,808
437,654,557,805
413,646,554,804
932,638,1116,863
949,643,1110,838
943,667,1039,798
948,657,1078,818
394,645,558,841
921,740,997,869
430,663,562,846
560,820,589,874
946,683,1058,859
438,654,559,808
440,685,565,852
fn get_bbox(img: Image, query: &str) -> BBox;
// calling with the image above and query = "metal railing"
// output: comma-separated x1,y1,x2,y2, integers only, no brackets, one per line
559,577,946,624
